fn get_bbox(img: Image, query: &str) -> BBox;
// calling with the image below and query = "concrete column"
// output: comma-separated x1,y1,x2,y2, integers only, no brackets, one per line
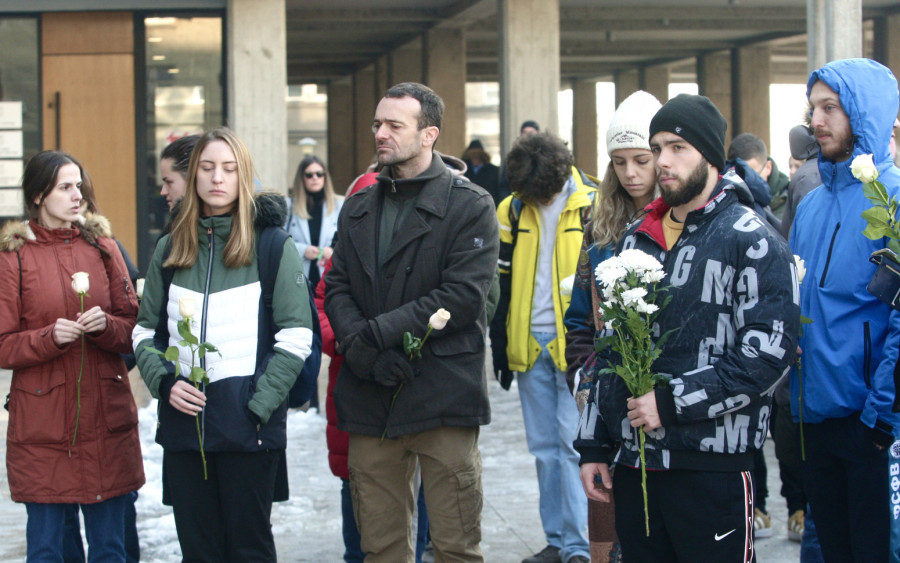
807,0,862,72
697,53,733,147
731,46,770,148
874,14,900,79
391,38,424,85
354,65,377,175
328,77,356,194
227,0,287,191
641,64,670,104
499,0,560,156
375,54,391,98
572,80,598,176
424,27,467,158
615,70,640,107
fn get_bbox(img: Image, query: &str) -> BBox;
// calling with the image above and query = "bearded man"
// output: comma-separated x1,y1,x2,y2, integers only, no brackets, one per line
574,94,798,562
789,58,900,563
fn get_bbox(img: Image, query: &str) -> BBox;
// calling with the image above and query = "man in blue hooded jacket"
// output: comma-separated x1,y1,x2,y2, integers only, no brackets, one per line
789,58,900,562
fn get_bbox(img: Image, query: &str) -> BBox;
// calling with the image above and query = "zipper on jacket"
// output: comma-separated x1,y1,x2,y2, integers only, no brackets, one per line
199,226,215,441
863,321,872,389
819,223,841,287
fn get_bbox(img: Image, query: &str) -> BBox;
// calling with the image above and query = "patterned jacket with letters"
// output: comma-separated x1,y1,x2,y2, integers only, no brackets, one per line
574,170,800,473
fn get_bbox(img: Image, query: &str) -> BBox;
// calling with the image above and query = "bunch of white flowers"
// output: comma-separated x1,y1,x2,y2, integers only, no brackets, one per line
595,249,666,315
592,248,672,535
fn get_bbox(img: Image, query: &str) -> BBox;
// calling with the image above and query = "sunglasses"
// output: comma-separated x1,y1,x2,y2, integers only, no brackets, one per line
304,171,325,179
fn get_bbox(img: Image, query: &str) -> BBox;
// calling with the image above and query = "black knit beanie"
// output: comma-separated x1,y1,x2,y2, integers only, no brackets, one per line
649,94,727,171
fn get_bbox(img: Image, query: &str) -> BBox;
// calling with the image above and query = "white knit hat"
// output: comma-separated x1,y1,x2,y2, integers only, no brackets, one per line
605,90,663,156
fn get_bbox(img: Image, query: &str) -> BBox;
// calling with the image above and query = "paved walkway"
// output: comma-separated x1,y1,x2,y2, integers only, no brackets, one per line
0,366,799,561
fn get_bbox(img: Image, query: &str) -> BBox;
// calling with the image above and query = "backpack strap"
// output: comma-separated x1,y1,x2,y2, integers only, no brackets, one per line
255,226,291,368
15,251,21,299
507,196,524,248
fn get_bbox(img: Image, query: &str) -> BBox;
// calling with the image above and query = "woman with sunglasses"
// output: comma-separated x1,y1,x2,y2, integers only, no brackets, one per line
286,155,343,292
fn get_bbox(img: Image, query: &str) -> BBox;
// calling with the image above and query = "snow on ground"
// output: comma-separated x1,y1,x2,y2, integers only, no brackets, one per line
0,367,799,562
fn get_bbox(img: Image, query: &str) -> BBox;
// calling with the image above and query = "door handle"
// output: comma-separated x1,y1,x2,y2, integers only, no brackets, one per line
47,91,60,150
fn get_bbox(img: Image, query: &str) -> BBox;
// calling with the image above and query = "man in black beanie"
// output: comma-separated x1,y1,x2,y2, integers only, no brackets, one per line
575,93,798,561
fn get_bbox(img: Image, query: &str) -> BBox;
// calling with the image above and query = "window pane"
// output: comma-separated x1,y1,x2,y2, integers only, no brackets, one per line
0,17,39,219
143,15,223,245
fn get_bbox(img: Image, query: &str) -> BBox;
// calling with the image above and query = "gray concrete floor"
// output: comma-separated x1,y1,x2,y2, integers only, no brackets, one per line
0,364,799,562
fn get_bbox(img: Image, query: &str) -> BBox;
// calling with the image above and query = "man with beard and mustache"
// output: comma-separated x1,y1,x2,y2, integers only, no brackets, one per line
788,58,900,563
575,94,798,562
325,82,499,563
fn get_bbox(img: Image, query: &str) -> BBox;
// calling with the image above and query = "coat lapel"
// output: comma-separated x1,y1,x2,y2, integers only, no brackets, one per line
345,195,378,282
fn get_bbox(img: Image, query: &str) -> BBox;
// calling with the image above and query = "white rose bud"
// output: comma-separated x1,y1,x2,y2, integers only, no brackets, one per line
850,153,879,184
135,278,145,300
71,272,90,295
794,255,807,285
179,296,195,320
429,308,451,331
559,274,575,296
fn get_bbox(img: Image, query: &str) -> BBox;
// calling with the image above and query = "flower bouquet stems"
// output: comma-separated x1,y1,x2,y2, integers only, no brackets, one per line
594,249,673,536
144,297,219,479
71,272,90,447
380,309,451,443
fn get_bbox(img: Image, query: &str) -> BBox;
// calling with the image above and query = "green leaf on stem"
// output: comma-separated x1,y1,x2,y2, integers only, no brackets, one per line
189,366,206,385
178,320,199,345
164,346,180,362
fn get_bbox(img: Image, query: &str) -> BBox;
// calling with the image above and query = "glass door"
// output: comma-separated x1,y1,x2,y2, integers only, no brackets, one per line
137,13,224,272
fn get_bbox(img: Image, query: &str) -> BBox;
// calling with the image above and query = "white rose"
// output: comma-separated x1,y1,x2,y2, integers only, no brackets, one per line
794,255,806,285
71,272,90,295
559,274,575,296
850,153,879,184
429,308,451,331
179,296,195,320
135,278,145,300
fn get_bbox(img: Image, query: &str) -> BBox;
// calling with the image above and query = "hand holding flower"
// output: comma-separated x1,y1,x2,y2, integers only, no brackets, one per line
70,271,90,446
169,380,207,415
404,308,451,359
51,318,87,346
626,391,662,431
144,294,219,479
384,308,451,442
76,305,107,334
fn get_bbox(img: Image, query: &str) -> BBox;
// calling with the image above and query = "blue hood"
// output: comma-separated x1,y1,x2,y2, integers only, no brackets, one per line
807,58,900,186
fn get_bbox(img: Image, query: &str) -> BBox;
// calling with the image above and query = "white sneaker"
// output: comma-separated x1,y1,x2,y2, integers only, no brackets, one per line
787,510,804,542
754,508,773,538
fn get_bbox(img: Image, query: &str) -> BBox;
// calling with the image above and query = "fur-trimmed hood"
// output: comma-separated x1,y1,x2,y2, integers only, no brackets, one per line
0,212,113,252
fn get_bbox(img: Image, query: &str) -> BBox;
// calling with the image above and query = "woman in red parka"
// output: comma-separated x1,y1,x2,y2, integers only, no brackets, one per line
0,150,144,561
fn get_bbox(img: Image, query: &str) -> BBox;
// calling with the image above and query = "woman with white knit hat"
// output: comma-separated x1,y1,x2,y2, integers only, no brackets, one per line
564,89,662,563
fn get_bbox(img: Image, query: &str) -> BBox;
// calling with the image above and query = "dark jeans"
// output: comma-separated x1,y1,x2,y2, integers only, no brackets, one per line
751,448,768,513
26,494,130,562
64,491,140,562
801,414,889,563
340,477,430,563
614,465,755,562
166,449,280,563
772,399,807,514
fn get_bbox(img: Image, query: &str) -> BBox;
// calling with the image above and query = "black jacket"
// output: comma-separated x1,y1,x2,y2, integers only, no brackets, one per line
574,170,799,472
324,154,499,438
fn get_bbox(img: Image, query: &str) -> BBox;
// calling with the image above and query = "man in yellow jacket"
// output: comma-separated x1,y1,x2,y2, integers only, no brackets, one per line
490,132,596,563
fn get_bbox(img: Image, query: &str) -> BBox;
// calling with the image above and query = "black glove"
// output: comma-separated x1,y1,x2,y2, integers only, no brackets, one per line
342,325,381,379
492,346,514,391
371,348,416,387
